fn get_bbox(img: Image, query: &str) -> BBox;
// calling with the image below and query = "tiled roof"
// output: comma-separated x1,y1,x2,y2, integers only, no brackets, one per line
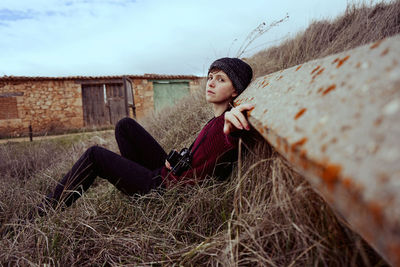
0,74,201,81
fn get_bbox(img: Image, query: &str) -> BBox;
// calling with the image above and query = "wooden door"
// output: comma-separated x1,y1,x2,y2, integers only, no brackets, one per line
81,80,133,127
81,84,110,126
106,83,127,125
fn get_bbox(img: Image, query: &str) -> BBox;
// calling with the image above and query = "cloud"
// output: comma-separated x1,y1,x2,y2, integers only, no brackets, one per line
0,8,37,22
1,0,379,77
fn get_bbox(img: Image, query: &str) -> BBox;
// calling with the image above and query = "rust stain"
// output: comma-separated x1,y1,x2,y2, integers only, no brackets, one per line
378,172,389,184
294,108,307,120
312,68,325,80
277,75,283,80
341,176,364,198
294,125,303,132
320,163,342,190
336,55,350,68
340,125,352,131
263,109,268,114
322,84,337,95
332,58,339,64
246,106,255,117
296,65,302,71
356,62,361,68
262,82,269,88
342,177,354,190
289,153,295,162
374,117,383,126
317,87,323,93
316,68,325,76
331,137,337,144
299,149,307,158
291,137,308,151
380,47,389,56
321,144,327,153
286,86,293,93
388,243,400,267
367,202,383,226
311,65,320,74
370,39,384,49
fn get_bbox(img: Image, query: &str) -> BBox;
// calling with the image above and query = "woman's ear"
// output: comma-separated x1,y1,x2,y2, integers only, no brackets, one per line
232,91,238,98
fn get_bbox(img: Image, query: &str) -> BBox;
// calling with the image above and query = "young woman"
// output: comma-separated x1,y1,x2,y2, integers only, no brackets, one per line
38,57,254,213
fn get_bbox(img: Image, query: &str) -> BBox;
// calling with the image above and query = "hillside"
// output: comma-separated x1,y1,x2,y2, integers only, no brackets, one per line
247,0,400,77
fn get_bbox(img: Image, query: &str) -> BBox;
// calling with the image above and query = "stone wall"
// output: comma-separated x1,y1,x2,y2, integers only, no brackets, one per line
131,79,154,119
0,80,83,137
0,77,201,137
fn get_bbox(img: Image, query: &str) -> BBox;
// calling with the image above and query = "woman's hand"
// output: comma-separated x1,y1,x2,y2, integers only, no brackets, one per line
224,103,254,135
165,160,172,170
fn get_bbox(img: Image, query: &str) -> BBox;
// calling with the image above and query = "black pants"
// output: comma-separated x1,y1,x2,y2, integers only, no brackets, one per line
46,117,167,208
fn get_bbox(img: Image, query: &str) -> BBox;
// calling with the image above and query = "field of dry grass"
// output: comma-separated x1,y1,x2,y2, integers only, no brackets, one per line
1,1,399,265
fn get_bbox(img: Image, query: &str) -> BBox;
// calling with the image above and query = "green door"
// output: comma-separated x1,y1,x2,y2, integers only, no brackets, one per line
153,80,190,112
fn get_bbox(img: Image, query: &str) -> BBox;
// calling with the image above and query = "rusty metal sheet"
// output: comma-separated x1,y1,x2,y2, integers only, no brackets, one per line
235,35,400,266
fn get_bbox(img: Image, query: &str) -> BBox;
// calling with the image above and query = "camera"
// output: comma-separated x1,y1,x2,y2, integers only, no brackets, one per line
166,148,192,176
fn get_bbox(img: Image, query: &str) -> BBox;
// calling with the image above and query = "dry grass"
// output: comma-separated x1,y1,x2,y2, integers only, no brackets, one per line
0,91,387,266
246,0,400,77
1,1,399,265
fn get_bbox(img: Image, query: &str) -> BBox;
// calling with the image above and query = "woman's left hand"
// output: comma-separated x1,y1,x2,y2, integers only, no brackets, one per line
165,159,172,170
224,103,254,135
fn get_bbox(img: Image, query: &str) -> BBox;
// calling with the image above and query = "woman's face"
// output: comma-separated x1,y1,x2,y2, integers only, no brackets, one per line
205,70,238,104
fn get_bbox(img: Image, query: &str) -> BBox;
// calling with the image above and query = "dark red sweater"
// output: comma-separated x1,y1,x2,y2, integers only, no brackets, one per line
161,111,241,187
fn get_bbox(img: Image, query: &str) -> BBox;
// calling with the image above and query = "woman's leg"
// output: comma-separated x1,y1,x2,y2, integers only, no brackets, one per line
39,117,167,214
45,146,163,209
115,117,167,170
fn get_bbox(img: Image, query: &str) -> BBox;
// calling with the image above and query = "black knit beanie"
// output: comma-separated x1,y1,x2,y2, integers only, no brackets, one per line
208,57,253,96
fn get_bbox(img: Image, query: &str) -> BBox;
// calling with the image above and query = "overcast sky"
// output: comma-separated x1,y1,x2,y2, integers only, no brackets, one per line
0,0,387,77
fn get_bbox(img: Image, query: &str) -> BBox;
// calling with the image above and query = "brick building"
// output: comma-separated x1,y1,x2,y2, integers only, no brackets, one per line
0,74,201,137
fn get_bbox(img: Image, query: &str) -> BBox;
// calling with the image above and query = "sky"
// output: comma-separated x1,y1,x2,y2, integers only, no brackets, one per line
0,0,387,77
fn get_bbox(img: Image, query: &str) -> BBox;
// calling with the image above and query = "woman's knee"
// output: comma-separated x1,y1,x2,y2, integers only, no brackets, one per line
85,145,105,161
115,117,137,132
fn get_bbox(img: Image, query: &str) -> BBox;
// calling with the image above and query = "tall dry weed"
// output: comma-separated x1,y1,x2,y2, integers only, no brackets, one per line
247,0,400,77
